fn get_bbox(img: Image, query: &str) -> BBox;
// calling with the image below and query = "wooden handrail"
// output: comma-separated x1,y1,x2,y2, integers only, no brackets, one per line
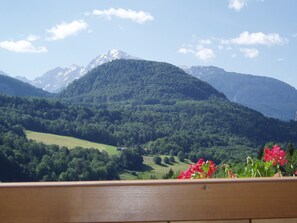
0,178,297,223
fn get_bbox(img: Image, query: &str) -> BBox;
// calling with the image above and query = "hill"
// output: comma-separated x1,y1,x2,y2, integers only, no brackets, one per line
181,66,297,121
0,74,50,97
59,60,226,103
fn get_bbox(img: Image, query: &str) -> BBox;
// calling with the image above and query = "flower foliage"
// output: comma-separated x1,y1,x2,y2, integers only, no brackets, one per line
178,158,216,179
178,145,295,179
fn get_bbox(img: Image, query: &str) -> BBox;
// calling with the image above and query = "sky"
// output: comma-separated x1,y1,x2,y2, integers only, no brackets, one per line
1,0,297,88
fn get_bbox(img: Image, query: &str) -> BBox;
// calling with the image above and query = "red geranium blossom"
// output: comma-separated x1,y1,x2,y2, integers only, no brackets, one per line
178,158,216,179
263,145,288,166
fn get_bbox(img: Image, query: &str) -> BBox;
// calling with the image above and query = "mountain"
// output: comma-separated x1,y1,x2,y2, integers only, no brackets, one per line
54,59,297,159
31,50,138,93
0,70,9,76
32,65,86,93
181,66,297,121
1,60,296,164
86,49,139,71
0,74,50,97
14,76,33,84
59,59,226,103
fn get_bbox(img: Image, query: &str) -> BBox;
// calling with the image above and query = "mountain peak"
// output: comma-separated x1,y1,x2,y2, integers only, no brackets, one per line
86,49,138,71
30,50,139,93
107,49,127,58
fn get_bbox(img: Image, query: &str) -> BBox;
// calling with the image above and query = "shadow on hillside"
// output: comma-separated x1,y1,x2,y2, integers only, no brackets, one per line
182,160,191,164
140,164,154,171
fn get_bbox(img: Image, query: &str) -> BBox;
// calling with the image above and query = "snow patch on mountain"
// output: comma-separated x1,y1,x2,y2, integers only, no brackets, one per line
86,49,138,71
31,50,138,93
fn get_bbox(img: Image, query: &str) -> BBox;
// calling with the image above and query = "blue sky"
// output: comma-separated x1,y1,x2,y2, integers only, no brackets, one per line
1,0,297,88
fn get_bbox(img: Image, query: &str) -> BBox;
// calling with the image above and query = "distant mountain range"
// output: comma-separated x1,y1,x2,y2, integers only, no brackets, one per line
0,73,50,97
181,66,297,121
23,50,138,93
31,65,86,93
1,50,297,121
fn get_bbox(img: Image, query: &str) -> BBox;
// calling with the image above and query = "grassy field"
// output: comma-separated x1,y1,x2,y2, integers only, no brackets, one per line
120,155,192,180
26,130,119,155
26,130,191,180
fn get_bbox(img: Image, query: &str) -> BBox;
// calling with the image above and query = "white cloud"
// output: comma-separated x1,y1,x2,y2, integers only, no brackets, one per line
198,39,212,45
195,47,215,61
26,34,40,42
0,40,47,53
231,53,237,58
218,45,224,50
292,33,297,38
178,48,194,54
46,20,88,40
231,31,287,46
178,45,215,61
228,0,247,11
240,48,259,58
89,8,154,24
179,40,215,61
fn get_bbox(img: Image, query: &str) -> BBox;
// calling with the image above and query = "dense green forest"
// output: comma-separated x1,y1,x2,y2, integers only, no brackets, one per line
0,115,147,182
0,93,296,163
0,118,119,182
59,60,226,103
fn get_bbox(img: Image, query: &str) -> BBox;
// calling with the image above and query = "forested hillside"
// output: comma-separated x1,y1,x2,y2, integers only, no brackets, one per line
0,74,51,97
0,116,120,182
1,84,297,163
59,60,226,104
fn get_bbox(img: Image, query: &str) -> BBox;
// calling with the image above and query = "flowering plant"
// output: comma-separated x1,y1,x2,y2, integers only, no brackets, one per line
263,145,288,166
178,158,216,179
178,145,295,179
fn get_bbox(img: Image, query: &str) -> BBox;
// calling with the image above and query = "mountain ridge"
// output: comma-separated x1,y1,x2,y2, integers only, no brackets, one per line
0,74,50,97
58,59,226,103
181,66,297,121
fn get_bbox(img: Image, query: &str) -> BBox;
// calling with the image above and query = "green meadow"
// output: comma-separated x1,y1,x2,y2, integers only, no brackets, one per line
120,155,192,180
26,130,119,156
26,130,191,180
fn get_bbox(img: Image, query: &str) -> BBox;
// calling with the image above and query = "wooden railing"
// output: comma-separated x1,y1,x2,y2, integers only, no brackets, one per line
0,178,297,223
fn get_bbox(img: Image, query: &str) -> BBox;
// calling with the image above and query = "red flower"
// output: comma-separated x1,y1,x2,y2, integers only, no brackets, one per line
177,169,193,179
178,158,216,179
263,145,288,166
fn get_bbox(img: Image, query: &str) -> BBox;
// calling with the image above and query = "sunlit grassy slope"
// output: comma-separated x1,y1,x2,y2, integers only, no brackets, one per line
120,156,192,180
26,130,119,155
26,130,191,179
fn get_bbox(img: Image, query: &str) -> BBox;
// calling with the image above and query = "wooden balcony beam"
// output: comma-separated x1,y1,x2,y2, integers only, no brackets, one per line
0,178,297,223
